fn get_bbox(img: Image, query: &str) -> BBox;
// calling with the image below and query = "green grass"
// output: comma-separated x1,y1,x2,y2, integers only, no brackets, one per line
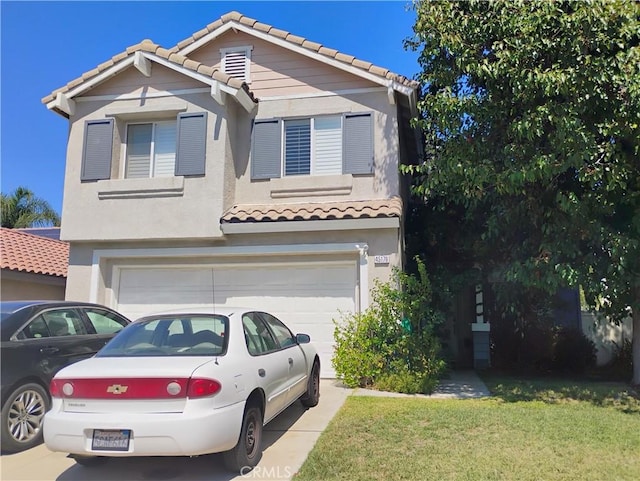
482,373,640,414
294,376,640,481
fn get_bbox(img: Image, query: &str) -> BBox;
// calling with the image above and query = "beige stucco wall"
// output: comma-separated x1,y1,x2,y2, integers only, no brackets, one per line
64,224,401,310
233,90,401,207
188,30,377,97
59,32,408,314
60,65,233,242
89,64,203,96
61,65,401,241
1,270,66,300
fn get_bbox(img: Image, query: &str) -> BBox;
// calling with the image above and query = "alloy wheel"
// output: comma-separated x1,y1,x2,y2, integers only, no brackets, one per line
7,389,46,443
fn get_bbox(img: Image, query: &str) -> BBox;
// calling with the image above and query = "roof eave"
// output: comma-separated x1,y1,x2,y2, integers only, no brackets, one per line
220,217,400,235
44,51,257,115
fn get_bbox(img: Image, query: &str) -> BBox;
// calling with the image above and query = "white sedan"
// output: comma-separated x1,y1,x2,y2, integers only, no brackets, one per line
43,307,320,472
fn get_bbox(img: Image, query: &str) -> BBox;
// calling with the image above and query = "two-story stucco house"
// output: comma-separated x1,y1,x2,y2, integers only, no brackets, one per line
42,11,420,376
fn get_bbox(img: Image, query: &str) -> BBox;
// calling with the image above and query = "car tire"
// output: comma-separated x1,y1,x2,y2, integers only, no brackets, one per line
223,404,263,473
72,455,109,467
300,360,320,408
1,383,49,453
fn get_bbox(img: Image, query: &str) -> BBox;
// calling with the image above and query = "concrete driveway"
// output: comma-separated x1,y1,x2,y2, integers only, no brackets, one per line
0,380,350,481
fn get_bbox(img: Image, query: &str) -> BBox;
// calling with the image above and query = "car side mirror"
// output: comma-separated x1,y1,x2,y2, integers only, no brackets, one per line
296,333,311,344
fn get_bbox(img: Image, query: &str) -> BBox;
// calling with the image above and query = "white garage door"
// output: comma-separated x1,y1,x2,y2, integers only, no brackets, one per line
115,262,357,377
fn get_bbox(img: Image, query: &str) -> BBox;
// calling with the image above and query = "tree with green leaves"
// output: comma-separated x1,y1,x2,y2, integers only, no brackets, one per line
1,186,61,228
404,0,640,383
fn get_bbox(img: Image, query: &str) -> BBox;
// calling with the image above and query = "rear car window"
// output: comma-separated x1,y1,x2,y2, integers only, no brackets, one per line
85,308,128,334
97,315,228,357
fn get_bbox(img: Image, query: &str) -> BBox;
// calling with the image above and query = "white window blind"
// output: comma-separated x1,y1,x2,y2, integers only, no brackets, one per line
313,116,342,175
125,124,152,178
125,121,176,178
153,122,177,177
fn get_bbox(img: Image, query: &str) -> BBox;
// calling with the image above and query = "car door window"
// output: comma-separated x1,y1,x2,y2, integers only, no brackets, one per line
18,316,50,339
242,312,278,355
84,308,128,335
260,312,296,348
43,309,87,336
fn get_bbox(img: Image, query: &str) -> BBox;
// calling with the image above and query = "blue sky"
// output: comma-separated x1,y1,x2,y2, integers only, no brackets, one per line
1,1,420,215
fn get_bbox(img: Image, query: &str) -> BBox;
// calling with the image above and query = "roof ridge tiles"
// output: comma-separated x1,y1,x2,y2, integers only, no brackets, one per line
172,10,418,89
42,10,416,106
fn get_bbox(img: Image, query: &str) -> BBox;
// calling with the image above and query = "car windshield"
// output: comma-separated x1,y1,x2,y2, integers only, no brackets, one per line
97,315,228,357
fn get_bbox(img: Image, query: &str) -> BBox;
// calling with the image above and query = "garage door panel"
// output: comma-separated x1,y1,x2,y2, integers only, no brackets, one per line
116,263,356,377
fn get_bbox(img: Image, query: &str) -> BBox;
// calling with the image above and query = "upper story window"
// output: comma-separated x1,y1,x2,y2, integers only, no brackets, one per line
251,112,373,180
125,121,177,178
220,46,252,83
284,116,343,176
80,112,208,182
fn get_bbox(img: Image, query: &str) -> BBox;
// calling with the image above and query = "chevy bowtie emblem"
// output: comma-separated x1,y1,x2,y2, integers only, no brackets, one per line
106,384,128,395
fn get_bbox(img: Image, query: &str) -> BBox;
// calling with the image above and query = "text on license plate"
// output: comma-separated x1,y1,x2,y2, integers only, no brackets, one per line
92,429,131,451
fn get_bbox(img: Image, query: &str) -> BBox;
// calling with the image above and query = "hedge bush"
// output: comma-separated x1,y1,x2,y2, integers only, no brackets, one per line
332,259,446,394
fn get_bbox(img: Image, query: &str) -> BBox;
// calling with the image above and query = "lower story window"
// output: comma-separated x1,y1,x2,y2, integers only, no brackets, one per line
126,121,177,178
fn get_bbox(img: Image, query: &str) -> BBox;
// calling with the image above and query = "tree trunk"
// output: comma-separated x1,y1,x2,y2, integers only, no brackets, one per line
633,281,640,386
633,312,640,386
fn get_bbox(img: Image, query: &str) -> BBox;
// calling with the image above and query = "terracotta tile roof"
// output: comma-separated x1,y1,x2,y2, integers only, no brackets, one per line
221,197,403,223
0,228,69,278
173,11,419,90
41,39,256,105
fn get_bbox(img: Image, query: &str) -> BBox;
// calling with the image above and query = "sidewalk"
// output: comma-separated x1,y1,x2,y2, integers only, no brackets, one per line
351,370,491,399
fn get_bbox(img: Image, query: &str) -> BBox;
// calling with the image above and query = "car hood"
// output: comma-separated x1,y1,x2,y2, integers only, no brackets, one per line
53,356,215,379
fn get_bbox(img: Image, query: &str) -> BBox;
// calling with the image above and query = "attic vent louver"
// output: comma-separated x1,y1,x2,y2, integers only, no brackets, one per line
220,46,252,83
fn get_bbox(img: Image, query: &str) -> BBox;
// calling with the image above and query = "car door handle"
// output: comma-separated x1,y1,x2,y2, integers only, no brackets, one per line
40,347,59,354
258,368,266,377
288,358,293,365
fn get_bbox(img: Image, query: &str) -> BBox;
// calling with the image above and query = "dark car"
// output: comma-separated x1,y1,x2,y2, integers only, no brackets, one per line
1,300,131,453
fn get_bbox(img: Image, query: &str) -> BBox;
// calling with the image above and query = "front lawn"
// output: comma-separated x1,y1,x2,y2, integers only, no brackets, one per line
294,376,640,481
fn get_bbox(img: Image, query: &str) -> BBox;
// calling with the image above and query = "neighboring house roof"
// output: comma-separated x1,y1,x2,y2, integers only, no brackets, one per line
41,39,257,115
174,11,419,92
221,197,403,223
0,228,69,278
15,227,62,241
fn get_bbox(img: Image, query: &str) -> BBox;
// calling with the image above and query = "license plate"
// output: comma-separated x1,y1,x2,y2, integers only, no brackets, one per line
91,429,131,451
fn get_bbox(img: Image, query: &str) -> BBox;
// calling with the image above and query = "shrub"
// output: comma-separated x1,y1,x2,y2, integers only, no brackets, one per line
491,310,599,375
606,338,633,380
375,363,442,394
552,327,597,375
332,258,447,394
331,309,394,388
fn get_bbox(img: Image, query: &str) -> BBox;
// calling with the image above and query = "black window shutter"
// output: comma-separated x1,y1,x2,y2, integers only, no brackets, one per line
175,112,207,176
251,119,282,180
344,113,373,175
81,119,114,181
